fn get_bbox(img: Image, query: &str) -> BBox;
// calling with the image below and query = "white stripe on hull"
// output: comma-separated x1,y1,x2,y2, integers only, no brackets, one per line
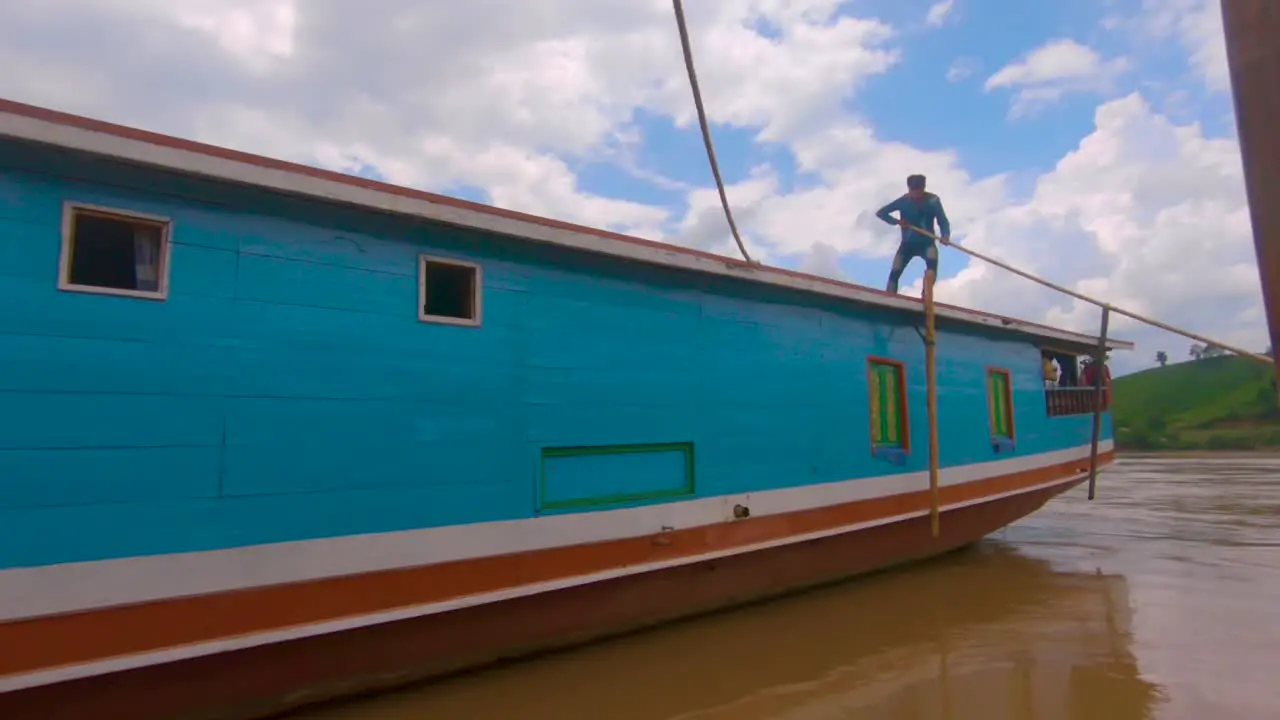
0,468,1096,695
0,442,1109,624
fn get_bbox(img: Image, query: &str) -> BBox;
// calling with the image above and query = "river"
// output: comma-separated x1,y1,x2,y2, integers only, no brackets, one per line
288,455,1280,720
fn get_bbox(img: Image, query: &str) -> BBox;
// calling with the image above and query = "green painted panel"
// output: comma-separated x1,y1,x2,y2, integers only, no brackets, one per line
988,371,1012,438
539,442,696,511
870,362,903,448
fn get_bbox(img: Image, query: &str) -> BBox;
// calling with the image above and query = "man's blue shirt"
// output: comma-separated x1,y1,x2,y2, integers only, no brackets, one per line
876,193,951,250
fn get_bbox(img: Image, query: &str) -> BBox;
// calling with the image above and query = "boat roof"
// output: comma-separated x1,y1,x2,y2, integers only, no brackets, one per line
0,98,1132,353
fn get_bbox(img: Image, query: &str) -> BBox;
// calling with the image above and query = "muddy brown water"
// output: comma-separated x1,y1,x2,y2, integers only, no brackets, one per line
289,455,1280,720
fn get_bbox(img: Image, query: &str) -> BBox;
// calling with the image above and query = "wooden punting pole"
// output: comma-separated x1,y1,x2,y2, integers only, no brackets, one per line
904,225,1272,366
924,274,942,537
1222,0,1280,392
1086,306,1111,500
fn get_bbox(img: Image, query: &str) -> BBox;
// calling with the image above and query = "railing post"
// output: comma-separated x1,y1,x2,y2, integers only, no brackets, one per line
1087,307,1111,500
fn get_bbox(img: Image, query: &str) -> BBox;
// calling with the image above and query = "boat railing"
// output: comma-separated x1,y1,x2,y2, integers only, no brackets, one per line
1045,387,1109,417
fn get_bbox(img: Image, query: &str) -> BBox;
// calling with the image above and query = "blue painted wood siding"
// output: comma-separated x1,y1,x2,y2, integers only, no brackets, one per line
0,141,1111,568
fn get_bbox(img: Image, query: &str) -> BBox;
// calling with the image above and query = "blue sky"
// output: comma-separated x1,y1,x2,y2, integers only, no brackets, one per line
555,0,1239,296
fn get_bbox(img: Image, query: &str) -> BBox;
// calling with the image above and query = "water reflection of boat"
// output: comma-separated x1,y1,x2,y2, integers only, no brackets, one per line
297,543,1160,720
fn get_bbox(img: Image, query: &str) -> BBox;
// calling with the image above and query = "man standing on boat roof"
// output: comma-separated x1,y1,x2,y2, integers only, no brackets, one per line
875,174,951,295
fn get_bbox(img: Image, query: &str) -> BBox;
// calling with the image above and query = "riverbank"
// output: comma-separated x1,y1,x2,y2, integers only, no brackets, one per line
1113,423,1280,452
1119,449,1280,459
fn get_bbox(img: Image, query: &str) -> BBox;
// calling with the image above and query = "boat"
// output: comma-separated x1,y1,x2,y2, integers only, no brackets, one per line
0,98,1127,720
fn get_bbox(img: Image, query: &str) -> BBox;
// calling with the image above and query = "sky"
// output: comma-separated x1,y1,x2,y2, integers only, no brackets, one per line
0,0,1263,375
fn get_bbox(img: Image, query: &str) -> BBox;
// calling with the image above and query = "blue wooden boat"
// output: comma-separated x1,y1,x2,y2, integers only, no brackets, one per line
0,98,1127,720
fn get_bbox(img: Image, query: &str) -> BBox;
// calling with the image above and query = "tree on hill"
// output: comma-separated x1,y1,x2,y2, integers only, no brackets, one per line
1189,344,1204,360
1203,343,1225,358
1156,350,1168,366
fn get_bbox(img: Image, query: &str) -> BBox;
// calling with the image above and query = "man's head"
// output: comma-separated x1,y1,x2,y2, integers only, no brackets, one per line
906,174,927,200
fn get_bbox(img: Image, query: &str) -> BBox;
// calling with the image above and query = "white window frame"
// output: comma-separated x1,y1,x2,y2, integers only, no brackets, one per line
417,254,482,327
58,201,173,301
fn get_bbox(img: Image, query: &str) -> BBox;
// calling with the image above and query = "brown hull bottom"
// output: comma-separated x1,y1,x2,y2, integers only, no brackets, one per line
1,478,1082,720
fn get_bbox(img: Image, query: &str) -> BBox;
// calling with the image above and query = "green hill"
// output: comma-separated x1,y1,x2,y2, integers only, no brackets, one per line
1112,355,1280,451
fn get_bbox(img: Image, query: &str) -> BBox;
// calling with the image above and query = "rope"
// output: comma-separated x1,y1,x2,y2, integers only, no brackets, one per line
905,224,1274,365
670,0,754,264
667,0,1262,362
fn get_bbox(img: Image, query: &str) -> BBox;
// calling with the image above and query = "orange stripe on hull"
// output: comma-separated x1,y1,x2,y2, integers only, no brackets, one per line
0,453,1106,685
0,469,1092,720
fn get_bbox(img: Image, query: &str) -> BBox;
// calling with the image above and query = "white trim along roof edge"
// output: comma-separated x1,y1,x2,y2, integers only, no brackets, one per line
0,99,1133,352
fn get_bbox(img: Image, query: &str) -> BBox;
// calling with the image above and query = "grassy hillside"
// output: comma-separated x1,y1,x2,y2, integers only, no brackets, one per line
1112,355,1280,450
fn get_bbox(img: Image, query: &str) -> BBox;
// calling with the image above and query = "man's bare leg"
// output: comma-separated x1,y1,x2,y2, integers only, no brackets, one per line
886,247,908,294
922,243,939,301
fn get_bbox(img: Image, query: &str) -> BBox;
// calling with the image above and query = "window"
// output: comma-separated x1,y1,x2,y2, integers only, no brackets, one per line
58,203,170,299
987,368,1015,440
867,358,910,455
1041,349,1108,416
418,255,481,326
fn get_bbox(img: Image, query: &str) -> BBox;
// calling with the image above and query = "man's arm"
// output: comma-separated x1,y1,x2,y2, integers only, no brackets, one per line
932,196,952,242
875,197,904,226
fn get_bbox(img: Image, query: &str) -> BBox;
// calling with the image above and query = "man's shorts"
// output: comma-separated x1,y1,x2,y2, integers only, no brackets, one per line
891,242,938,273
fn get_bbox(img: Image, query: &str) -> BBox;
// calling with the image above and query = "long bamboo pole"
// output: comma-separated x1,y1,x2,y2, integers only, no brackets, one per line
904,225,1273,365
1087,306,1111,500
924,272,941,537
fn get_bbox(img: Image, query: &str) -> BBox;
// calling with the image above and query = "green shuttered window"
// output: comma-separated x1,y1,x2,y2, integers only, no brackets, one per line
868,360,907,449
987,369,1014,439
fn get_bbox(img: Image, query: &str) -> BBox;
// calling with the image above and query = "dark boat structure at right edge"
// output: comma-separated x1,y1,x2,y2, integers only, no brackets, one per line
1222,0,1280,384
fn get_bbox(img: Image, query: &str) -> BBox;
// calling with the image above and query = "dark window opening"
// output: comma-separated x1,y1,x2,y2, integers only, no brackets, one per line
1043,349,1111,416
1041,351,1082,388
420,259,478,322
65,210,166,294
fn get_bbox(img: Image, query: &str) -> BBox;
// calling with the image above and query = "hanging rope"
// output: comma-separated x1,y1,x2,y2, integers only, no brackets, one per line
905,224,1274,365
667,0,1261,360
670,0,754,264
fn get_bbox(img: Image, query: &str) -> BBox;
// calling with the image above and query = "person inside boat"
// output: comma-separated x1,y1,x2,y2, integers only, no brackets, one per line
1081,355,1113,409
1042,353,1059,388
875,174,951,295
1056,353,1079,387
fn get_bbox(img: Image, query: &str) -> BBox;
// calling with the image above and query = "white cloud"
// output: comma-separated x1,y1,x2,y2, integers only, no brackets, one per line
985,39,1132,117
1142,0,1229,92
0,0,898,235
946,56,978,82
0,0,1264,376
910,93,1263,374
926,0,956,28
800,241,845,279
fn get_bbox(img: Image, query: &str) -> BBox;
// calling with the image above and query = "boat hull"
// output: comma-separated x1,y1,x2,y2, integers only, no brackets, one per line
0,453,1107,720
